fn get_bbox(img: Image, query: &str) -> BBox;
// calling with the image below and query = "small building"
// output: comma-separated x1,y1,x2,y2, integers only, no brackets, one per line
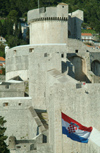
81,33,93,43
0,57,5,74
0,36,6,44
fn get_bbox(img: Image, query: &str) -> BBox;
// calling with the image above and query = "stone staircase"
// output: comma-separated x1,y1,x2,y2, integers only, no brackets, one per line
36,111,48,129
9,107,52,153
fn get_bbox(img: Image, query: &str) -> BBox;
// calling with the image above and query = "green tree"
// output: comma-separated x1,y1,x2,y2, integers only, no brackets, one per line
2,19,13,37
7,35,19,48
0,43,5,57
18,23,22,39
0,21,3,36
8,10,18,22
0,116,9,153
1,68,5,75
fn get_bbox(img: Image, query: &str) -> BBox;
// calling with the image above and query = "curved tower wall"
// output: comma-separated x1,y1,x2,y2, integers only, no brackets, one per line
6,45,30,81
28,3,68,44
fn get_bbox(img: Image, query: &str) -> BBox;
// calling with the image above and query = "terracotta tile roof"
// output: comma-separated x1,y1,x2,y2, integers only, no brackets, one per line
0,70,2,74
81,33,92,36
86,45,92,47
0,57,5,61
0,36,6,41
0,63,3,66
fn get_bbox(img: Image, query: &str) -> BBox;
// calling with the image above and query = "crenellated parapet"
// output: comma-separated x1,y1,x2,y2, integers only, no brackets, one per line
28,16,68,24
28,3,68,24
28,3,68,44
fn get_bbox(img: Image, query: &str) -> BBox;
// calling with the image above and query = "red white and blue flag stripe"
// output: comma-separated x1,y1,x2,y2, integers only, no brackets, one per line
61,112,93,143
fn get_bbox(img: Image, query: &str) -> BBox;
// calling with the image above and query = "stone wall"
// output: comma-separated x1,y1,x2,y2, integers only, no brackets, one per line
6,44,67,81
0,82,24,97
68,10,83,40
29,20,68,44
0,75,5,82
29,50,62,109
28,3,68,44
6,45,30,81
28,3,68,24
0,97,37,144
47,70,100,152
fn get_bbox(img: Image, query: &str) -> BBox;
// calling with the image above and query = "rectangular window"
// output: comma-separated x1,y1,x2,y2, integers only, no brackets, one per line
75,50,78,53
44,53,48,57
61,54,64,58
3,103,9,106
29,48,34,53
5,85,9,89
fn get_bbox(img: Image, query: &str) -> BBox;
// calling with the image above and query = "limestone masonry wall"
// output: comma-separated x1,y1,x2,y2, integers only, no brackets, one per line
47,71,100,153
28,3,68,44
0,97,37,144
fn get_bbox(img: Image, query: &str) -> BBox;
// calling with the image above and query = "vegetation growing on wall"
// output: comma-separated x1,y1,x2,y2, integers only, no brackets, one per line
0,116,9,153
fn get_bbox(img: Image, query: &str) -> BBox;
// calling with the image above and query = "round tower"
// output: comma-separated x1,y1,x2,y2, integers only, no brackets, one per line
28,3,68,44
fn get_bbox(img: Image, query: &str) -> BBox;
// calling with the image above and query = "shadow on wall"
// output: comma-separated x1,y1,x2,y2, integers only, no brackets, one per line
91,60,100,77
62,56,91,83
68,17,83,40
62,61,75,78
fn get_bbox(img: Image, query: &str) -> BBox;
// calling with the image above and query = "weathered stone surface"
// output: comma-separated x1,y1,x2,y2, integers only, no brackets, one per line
2,2,100,153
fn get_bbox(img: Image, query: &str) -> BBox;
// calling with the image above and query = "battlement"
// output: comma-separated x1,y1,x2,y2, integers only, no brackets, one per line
28,3,68,24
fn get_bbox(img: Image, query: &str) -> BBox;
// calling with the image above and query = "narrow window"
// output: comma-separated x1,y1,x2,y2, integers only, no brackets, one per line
61,54,64,58
14,50,16,53
29,48,34,53
75,50,78,53
18,103,22,106
44,53,47,57
17,146,21,148
3,103,9,106
5,85,9,89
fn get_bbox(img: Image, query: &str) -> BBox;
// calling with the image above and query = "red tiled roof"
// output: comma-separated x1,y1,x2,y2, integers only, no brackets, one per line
81,33,92,36
86,45,92,47
0,70,2,74
0,63,3,66
0,57,5,61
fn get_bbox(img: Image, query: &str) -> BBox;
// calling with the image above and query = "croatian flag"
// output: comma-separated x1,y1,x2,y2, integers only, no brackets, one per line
61,112,93,143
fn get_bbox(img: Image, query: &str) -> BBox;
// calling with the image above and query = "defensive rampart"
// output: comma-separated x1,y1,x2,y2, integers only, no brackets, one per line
28,3,68,44
0,97,38,143
6,44,67,81
47,69,100,153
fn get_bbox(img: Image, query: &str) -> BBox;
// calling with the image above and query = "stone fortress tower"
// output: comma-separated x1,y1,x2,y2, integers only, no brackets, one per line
28,3,68,44
1,2,100,153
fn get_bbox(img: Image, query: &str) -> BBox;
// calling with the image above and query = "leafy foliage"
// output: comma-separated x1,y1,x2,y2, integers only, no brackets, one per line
0,116,9,153
0,0,99,32
65,0,100,32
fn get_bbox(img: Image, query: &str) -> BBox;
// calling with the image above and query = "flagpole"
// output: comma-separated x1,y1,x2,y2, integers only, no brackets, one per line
38,0,39,8
61,111,63,153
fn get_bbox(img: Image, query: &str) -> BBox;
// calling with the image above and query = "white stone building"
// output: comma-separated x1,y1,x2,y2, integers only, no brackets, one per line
0,36,6,44
81,33,93,43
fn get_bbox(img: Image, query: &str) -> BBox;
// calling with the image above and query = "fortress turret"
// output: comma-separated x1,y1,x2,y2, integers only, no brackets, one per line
28,3,68,44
